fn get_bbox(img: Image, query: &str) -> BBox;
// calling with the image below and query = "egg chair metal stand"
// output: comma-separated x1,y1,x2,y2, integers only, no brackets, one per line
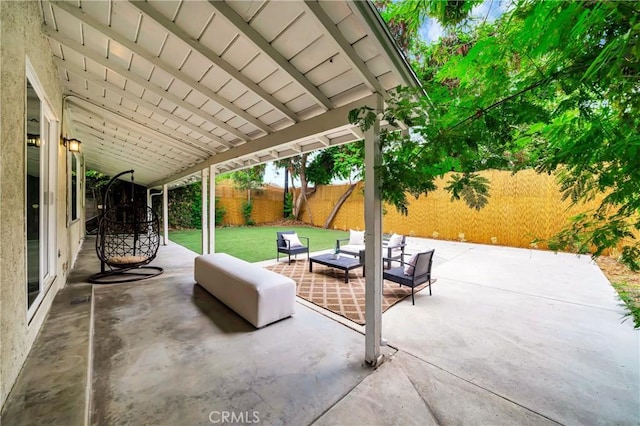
89,170,163,284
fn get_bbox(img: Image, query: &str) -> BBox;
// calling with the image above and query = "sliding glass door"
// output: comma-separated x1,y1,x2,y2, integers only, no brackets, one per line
26,64,57,321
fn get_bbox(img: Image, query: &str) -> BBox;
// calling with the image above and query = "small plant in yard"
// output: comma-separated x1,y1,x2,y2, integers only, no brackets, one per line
241,201,255,226
215,197,226,225
611,282,640,329
283,192,294,219
597,256,640,329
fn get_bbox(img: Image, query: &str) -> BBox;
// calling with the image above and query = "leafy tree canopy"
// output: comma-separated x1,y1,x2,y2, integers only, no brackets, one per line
361,0,640,269
228,164,266,202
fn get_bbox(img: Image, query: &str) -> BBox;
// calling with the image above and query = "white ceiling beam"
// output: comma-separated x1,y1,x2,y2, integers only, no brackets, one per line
66,95,213,158
302,1,387,97
127,0,300,123
56,57,228,152
80,141,167,175
74,123,187,168
317,135,331,146
207,0,333,111
80,143,186,173
350,127,364,139
68,109,208,162
50,0,274,135
73,119,196,164
215,131,361,180
149,94,376,187
349,1,422,91
46,28,250,143
323,133,360,147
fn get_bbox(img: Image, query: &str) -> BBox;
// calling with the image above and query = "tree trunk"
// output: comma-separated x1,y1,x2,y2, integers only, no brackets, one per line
302,187,316,224
293,153,309,221
323,183,357,229
289,167,300,218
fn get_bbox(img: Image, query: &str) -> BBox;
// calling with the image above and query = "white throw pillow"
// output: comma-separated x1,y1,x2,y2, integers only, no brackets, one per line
387,233,403,248
404,253,418,276
349,229,365,245
283,233,303,248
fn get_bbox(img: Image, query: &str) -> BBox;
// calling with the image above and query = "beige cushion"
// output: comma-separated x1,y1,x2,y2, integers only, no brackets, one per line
108,255,148,265
283,233,303,248
387,233,403,248
339,244,365,255
404,253,418,276
349,229,365,245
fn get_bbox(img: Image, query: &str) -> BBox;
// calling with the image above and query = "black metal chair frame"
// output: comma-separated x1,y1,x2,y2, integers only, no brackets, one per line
276,231,309,264
383,249,435,305
89,170,163,284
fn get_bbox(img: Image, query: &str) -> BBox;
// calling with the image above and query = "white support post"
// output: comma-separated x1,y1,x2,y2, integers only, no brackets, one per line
208,165,216,254
162,184,169,246
146,188,151,210
201,168,209,255
364,94,383,366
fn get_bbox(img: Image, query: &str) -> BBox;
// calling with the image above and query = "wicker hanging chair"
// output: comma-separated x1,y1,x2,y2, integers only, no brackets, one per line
89,170,163,284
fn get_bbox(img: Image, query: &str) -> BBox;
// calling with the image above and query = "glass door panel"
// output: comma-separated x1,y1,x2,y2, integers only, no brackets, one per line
26,79,41,308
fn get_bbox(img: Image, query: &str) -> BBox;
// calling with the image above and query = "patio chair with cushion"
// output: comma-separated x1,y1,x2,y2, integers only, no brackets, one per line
383,249,435,305
276,231,310,264
337,231,406,268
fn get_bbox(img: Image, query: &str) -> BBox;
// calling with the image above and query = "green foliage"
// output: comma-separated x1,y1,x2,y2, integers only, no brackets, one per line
283,192,294,219
168,182,202,229
611,281,640,329
377,0,483,52
306,148,339,185
167,182,226,228
230,164,266,204
377,0,640,268
215,197,226,226
85,169,112,203
444,173,490,211
333,140,365,181
350,88,491,215
241,200,255,226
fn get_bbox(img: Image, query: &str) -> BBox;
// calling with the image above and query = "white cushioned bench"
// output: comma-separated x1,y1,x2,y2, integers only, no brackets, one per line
194,253,296,328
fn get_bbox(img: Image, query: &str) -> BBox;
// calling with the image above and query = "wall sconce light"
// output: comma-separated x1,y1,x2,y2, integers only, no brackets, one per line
62,137,81,153
26,134,41,148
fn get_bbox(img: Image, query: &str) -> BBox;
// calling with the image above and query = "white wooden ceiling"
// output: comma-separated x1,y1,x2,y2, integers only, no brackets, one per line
41,0,420,187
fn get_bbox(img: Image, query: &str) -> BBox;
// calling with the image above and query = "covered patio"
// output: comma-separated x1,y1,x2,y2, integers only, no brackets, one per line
2,238,638,424
41,0,422,366
1,1,638,424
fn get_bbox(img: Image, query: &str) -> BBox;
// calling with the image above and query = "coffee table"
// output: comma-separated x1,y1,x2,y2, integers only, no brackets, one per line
309,253,364,283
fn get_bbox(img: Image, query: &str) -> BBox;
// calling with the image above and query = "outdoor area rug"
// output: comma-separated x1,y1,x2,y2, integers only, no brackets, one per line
266,260,430,325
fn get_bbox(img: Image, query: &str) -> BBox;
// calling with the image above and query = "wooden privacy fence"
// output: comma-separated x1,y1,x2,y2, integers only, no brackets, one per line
216,170,626,252
298,169,607,251
216,184,284,225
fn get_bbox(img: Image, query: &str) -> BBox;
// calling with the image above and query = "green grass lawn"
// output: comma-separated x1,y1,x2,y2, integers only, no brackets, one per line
169,226,349,262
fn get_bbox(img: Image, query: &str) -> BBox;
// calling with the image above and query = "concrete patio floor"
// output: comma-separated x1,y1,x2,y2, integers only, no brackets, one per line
2,237,638,425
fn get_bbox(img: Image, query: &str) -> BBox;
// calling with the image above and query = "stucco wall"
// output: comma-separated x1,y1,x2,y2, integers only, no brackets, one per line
0,1,76,409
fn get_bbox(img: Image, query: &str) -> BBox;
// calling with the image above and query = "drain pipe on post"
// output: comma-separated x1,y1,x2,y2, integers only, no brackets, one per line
208,165,216,254
162,184,169,246
201,168,209,255
148,189,163,224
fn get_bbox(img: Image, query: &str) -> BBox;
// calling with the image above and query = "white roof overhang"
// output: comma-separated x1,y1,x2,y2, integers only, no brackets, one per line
41,0,421,188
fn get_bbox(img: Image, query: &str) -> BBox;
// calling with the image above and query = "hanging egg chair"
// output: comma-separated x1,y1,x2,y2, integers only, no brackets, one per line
89,170,163,284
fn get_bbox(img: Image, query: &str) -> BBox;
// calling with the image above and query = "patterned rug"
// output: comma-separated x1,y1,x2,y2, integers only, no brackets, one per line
267,259,430,325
